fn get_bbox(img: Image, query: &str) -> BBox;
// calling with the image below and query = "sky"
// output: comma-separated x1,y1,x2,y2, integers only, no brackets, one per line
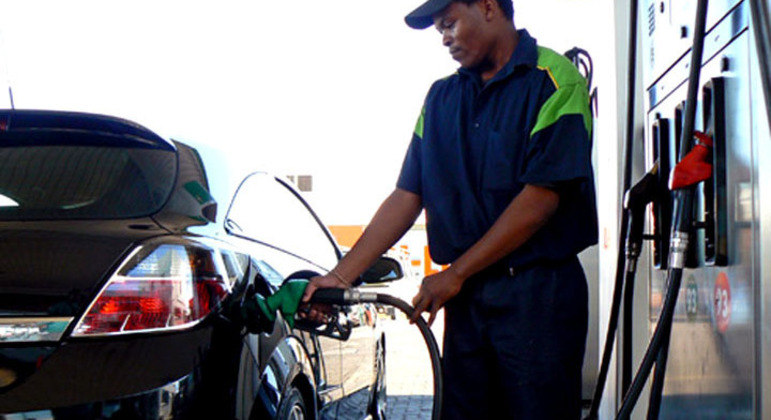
0,0,610,225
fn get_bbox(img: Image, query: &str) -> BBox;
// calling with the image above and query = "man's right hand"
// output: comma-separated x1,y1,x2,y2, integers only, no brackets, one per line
300,273,349,323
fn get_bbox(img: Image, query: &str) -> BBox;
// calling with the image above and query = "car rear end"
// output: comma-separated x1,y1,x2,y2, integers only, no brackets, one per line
0,110,242,418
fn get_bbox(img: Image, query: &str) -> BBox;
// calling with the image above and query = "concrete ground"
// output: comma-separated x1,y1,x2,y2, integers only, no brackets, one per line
381,309,592,420
382,309,444,420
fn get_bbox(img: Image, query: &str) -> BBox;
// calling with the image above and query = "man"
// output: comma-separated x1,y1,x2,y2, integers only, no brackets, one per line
303,0,597,417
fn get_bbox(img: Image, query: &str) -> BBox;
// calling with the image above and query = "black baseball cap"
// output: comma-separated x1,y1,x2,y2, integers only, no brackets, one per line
405,0,453,29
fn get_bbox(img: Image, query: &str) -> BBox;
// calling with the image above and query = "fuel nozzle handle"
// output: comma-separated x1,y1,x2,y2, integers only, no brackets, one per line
624,161,660,260
669,131,713,190
309,288,378,305
308,288,346,304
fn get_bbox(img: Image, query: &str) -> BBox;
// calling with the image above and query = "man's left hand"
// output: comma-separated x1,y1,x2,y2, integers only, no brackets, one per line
410,268,465,326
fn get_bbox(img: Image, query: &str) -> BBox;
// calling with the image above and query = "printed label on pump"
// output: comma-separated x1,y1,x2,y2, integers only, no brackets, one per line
713,272,731,333
685,275,698,320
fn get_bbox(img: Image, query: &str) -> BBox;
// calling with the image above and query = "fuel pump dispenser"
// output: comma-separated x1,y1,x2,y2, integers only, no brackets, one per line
591,0,771,417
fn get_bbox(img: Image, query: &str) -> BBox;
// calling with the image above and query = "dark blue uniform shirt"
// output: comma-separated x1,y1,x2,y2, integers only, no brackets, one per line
397,29,598,267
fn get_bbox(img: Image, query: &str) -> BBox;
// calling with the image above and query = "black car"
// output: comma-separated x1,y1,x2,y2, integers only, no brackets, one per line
0,110,400,419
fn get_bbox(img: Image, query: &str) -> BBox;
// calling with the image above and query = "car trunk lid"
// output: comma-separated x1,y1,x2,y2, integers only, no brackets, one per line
0,110,178,325
0,220,168,320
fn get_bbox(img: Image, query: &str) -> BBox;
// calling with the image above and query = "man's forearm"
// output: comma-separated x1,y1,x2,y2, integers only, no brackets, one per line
334,188,423,284
449,184,559,280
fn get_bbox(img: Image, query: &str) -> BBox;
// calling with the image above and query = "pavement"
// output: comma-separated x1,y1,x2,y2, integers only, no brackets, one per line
380,307,593,420
381,309,444,420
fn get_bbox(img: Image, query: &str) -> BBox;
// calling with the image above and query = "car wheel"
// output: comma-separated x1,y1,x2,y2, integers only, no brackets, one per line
369,337,387,419
277,387,306,420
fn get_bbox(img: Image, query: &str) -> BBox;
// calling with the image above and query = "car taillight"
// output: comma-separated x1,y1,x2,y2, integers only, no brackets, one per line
72,242,229,337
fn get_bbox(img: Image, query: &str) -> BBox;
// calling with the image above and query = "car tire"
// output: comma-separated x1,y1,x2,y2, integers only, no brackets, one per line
369,336,387,420
277,387,307,420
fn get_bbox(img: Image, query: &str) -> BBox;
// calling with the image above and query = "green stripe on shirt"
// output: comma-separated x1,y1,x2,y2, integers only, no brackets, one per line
414,106,425,139
530,46,592,137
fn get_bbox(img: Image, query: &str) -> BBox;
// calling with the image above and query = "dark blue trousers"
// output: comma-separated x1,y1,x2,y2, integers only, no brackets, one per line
441,257,588,419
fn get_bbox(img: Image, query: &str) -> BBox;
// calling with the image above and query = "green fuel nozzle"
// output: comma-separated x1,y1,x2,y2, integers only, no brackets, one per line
235,279,310,332
232,274,378,333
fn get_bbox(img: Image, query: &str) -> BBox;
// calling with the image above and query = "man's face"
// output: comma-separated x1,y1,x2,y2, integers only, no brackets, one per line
432,1,490,69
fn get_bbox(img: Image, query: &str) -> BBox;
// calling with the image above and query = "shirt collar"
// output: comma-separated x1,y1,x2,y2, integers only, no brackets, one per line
459,29,538,83
508,29,538,70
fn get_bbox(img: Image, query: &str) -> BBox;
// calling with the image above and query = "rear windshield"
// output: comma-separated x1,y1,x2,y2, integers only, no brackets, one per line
0,146,177,220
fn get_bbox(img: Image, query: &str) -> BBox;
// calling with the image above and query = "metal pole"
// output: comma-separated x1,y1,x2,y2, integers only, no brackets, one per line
748,0,771,130
585,0,638,416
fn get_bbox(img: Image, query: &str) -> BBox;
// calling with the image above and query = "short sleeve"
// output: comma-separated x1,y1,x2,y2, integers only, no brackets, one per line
396,107,425,195
520,82,593,185
396,133,422,195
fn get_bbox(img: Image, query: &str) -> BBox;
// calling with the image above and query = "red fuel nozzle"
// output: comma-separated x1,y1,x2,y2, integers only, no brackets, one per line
669,131,713,190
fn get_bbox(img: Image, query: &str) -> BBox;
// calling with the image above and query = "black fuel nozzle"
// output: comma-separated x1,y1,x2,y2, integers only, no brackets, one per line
624,161,661,261
307,288,346,305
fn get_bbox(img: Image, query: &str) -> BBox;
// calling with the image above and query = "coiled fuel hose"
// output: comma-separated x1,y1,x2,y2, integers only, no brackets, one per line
310,288,443,420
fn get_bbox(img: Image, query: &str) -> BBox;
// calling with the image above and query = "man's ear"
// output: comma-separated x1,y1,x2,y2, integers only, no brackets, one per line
480,0,499,22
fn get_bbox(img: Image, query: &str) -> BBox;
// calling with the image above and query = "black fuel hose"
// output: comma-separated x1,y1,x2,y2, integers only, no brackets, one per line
645,322,672,420
586,256,635,420
586,168,658,420
622,164,659,397
616,0,709,417
616,231,687,419
310,288,443,420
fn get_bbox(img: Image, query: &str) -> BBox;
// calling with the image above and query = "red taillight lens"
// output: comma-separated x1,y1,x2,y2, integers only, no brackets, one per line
73,243,229,336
